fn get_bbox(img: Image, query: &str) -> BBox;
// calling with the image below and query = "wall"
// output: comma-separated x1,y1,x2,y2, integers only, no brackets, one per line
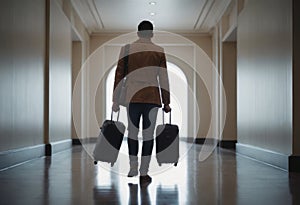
222,42,237,142
90,33,212,59
216,0,239,147
48,0,90,145
48,0,72,143
237,0,293,155
58,0,90,142
71,41,82,139
0,0,45,151
0,0,89,168
186,35,214,140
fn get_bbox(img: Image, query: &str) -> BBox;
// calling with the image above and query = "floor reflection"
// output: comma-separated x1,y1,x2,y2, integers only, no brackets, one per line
93,181,180,205
127,183,152,205
0,143,299,205
128,183,139,205
289,173,300,205
93,185,120,204
42,157,51,205
156,185,179,205
93,141,189,205
93,165,182,205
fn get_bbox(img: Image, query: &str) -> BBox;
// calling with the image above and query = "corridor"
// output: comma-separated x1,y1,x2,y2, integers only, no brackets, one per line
1,142,299,205
1,0,300,204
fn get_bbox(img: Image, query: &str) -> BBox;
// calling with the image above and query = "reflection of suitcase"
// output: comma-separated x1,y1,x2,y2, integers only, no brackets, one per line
155,110,179,166
93,111,125,167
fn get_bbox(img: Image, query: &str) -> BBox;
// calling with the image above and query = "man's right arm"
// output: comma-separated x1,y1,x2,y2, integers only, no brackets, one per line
158,52,171,113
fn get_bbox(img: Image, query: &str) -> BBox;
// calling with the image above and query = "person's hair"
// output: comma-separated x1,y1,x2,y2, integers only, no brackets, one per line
137,20,153,38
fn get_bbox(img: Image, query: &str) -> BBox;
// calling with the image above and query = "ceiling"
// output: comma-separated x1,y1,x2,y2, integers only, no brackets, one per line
71,0,232,34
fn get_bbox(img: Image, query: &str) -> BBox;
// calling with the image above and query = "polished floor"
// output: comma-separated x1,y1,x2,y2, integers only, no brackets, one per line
0,142,299,205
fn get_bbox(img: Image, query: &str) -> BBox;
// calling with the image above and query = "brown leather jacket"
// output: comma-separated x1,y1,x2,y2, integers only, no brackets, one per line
113,38,170,107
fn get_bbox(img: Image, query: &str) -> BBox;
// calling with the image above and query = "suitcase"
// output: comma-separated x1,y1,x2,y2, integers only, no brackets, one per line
93,111,125,167
155,110,179,166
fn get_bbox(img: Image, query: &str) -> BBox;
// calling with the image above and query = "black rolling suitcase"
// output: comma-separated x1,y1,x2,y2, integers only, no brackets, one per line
155,110,179,166
93,111,125,167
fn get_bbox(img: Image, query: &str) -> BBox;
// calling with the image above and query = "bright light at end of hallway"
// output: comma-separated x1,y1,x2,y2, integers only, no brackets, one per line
149,1,157,6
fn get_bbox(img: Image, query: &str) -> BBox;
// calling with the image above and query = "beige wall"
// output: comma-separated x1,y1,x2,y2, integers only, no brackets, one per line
222,42,237,141
57,0,90,141
237,0,293,155
183,35,212,59
90,33,212,59
0,0,89,153
72,41,82,139
49,0,90,143
0,0,45,151
49,0,72,142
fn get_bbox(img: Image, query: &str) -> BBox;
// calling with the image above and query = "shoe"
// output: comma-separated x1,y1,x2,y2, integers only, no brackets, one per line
127,168,138,177
139,175,152,185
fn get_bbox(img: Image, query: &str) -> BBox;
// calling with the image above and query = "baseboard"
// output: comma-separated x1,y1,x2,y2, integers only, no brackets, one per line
77,137,98,144
0,139,73,170
289,155,300,172
194,138,205,144
219,140,237,149
236,143,289,171
72,138,82,145
0,144,45,170
194,138,218,145
179,137,195,143
194,138,236,149
45,139,72,156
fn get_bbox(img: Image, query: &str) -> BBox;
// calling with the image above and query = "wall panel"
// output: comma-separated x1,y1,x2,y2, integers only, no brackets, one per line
49,0,72,142
0,0,45,151
222,42,237,142
237,0,292,155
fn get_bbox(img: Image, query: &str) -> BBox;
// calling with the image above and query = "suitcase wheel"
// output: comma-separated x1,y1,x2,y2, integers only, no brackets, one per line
174,162,178,167
111,162,114,167
158,163,162,166
94,161,98,165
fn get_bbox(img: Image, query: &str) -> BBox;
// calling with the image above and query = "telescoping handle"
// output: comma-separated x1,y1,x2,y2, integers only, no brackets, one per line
162,109,171,124
111,110,120,122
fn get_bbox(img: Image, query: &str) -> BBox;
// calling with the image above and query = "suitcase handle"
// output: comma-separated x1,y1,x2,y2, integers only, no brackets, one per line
162,109,171,124
111,110,120,122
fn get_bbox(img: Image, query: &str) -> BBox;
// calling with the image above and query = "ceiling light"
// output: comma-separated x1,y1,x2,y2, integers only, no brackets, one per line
149,2,157,5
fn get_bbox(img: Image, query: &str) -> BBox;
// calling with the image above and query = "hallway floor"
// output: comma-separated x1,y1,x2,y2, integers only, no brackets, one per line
0,143,299,205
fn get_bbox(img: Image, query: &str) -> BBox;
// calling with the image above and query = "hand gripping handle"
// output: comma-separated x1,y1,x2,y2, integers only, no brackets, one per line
162,109,171,124
111,110,120,122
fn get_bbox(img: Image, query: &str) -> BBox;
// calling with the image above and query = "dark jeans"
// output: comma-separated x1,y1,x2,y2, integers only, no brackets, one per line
127,103,159,157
